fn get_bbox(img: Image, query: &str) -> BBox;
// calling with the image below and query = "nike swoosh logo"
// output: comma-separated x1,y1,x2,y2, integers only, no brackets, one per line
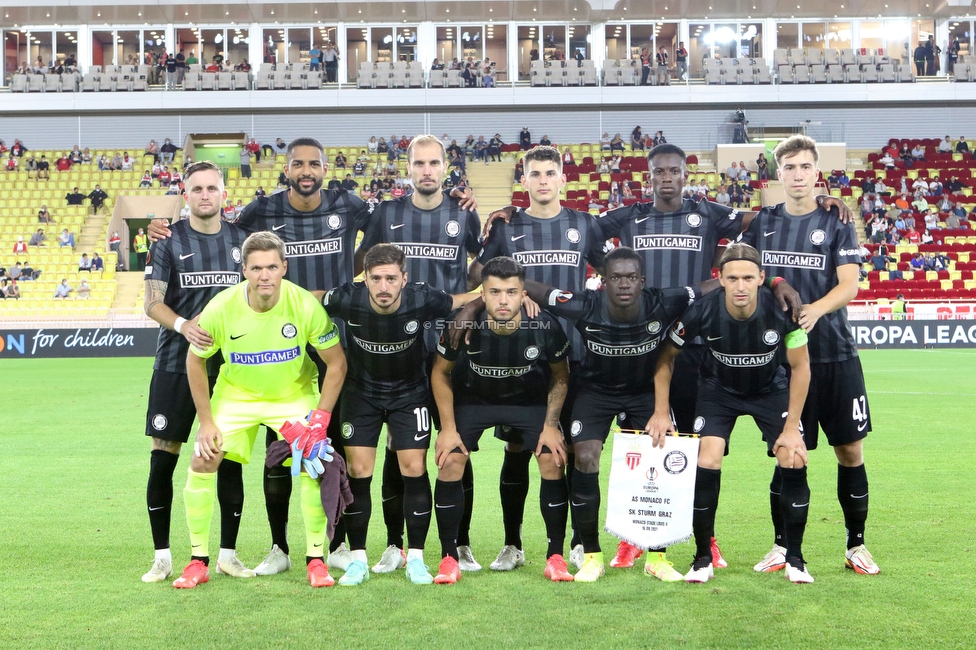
706,335,722,341
850,493,868,499
501,481,521,486
466,349,482,355
511,234,526,241
381,496,398,503
230,334,246,340
179,253,195,260
344,510,363,516
635,216,650,224
414,433,430,441
857,422,868,431
347,322,361,327
585,326,601,332
191,544,201,548
435,504,455,509
693,507,709,511
313,543,323,548
570,501,585,507
412,510,431,516
791,502,809,508
547,501,567,508
234,512,242,517
148,506,165,511
272,224,287,231
764,231,776,237
390,223,405,230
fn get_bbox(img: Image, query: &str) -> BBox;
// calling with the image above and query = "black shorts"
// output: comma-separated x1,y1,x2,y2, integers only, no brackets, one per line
801,357,871,450
494,364,580,446
339,390,432,451
671,344,705,434
145,369,216,443
693,382,794,457
456,403,548,452
568,389,654,444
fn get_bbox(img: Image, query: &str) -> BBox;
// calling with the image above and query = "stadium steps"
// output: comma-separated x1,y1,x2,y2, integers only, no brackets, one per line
78,212,107,252
464,159,517,217
111,272,144,311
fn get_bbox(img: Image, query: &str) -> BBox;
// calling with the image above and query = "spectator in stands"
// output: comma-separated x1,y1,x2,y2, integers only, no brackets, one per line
727,162,740,183
872,245,894,272
937,135,952,153
520,127,532,150
3,280,20,299
158,167,172,186
323,43,340,82
38,205,53,224
29,228,47,246
352,158,367,177
374,137,387,156
654,131,668,147
430,58,445,71
610,133,624,152
483,66,495,88
254,186,267,199
894,193,910,211
76,278,92,299
631,126,644,151
656,47,670,85
36,155,50,181
696,178,710,200
133,227,149,269
246,138,261,163
894,213,907,231
600,132,612,151
642,178,654,200
89,185,108,213
899,144,913,167
79,253,91,271
334,151,347,169
472,137,488,164
109,231,121,254
938,196,953,214
109,152,123,170
57,228,75,249
906,226,922,244
120,152,134,171
234,144,251,180
827,171,840,189
54,279,73,299
945,211,963,229
622,183,635,200
340,174,358,191
157,138,177,166
562,148,575,167
737,161,750,181
54,154,71,173
861,177,876,196
956,136,970,153
912,194,930,213
839,171,851,188
489,134,503,162
924,211,940,231
729,182,745,208
139,172,152,188
640,48,652,86
597,158,610,175
610,154,622,172
607,184,622,210
68,146,82,165
513,159,524,183
91,252,104,271
911,143,926,161
880,151,895,168
13,236,27,254
875,178,889,196
715,185,730,206
8,263,22,281
97,155,110,171
929,176,943,196
63,186,85,206
11,140,27,157
538,134,552,147
6,154,17,172
166,182,180,196
146,139,159,162
913,42,927,76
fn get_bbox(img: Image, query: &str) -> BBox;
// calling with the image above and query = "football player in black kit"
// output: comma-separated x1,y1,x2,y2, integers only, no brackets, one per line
431,256,573,584
649,243,814,584
141,161,249,583
739,135,879,576
319,244,479,586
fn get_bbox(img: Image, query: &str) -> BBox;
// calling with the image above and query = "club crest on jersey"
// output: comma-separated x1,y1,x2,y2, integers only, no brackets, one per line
570,421,582,437
663,451,689,474
810,229,826,245
404,320,420,334
686,213,702,228
693,416,705,432
341,423,354,439
231,247,242,263
565,228,581,244
445,220,460,237
524,345,540,360
281,323,298,339
763,329,780,345
646,321,662,334
152,414,168,431
327,214,342,230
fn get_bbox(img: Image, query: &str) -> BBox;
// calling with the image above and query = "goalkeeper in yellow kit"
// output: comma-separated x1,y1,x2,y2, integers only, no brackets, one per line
173,231,347,589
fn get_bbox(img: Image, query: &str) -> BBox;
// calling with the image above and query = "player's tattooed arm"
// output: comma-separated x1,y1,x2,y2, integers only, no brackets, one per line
145,279,214,349
539,359,570,466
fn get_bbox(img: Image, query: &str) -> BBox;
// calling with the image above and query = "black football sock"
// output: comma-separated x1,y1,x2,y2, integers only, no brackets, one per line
571,470,601,553
540,478,569,559
434,478,464,559
693,467,721,560
779,467,810,561
769,465,785,547
263,427,292,555
457,459,474,547
380,446,405,548
402,473,432,551
216,459,244,550
147,449,179,550
838,464,869,549
500,450,532,548
345,476,373,551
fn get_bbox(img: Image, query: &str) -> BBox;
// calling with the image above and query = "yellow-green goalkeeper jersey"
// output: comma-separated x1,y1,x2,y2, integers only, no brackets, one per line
192,279,340,402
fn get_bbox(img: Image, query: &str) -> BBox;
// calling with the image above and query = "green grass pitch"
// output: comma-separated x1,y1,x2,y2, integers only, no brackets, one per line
0,349,973,649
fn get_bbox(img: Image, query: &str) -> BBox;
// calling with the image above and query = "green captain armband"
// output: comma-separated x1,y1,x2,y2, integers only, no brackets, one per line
784,328,808,349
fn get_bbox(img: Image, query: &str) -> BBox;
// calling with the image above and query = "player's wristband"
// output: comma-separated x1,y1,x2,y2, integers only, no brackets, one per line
765,276,785,289
174,317,187,334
